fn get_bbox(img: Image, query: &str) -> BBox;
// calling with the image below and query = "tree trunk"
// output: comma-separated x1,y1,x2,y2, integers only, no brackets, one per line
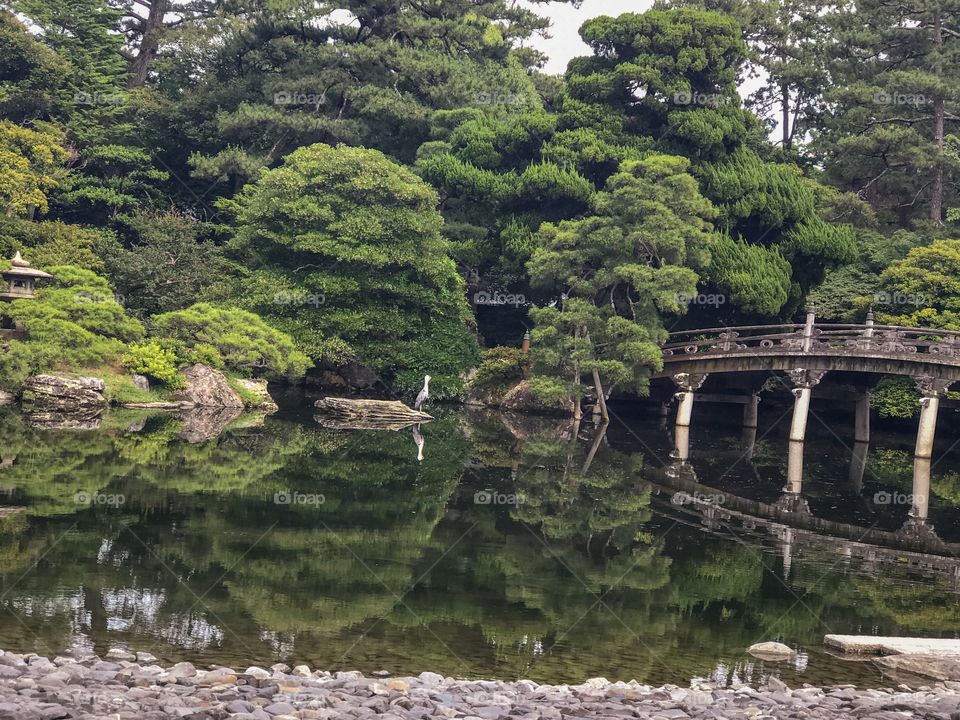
581,421,608,475
591,366,609,422
127,0,171,88
573,325,582,421
931,9,945,223
782,82,791,150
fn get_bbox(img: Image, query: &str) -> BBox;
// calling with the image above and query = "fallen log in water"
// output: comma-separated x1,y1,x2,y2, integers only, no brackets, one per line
314,397,433,430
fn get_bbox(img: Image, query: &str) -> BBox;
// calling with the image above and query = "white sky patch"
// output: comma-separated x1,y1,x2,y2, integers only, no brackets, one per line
530,1,776,138
527,0,654,75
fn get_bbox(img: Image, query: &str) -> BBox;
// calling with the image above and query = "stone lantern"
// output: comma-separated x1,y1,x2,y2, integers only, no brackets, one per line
1,252,52,337
1,251,52,301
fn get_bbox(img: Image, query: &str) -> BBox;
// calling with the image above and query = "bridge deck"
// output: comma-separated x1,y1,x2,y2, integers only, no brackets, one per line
655,322,960,381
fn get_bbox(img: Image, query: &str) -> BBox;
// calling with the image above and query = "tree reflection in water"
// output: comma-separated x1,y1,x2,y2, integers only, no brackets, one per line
0,406,955,686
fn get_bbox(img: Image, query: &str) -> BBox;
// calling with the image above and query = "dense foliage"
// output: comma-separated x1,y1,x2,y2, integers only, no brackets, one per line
0,0,959,408
222,143,478,393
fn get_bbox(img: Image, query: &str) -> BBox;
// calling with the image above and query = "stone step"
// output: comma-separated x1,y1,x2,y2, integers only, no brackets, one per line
826,634,960,655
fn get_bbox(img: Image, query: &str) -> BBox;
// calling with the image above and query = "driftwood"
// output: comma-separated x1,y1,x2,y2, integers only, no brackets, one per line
314,397,433,431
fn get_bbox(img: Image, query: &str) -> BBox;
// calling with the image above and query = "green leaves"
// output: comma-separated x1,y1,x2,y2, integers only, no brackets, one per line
877,239,960,329
122,341,180,386
0,120,68,216
0,264,143,383
151,303,312,378
527,154,718,400
707,234,791,316
224,143,479,393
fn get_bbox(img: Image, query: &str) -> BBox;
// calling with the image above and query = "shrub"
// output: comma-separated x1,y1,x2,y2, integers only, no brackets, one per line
150,303,312,378
871,377,919,419
122,341,181,386
473,346,528,390
0,265,143,384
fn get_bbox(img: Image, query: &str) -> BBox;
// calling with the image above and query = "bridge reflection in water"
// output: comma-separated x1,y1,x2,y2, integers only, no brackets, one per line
655,309,960,542
648,463,960,588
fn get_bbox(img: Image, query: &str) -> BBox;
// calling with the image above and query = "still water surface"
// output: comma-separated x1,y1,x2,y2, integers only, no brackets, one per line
0,395,959,688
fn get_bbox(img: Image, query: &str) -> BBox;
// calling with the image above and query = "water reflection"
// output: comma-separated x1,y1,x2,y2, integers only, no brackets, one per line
0,403,956,687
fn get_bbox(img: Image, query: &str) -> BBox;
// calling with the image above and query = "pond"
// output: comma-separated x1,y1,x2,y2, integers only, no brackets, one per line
0,394,958,689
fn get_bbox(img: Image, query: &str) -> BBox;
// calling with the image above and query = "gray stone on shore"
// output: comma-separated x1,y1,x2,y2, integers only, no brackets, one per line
20,375,107,420
0,648,956,719
232,378,279,411
173,363,244,408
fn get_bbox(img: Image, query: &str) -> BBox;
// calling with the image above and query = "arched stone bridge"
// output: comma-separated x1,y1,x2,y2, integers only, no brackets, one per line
654,318,960,382
653,311,960,533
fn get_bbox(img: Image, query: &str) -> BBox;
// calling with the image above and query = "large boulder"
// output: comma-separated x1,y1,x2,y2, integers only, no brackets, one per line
20,375,107,416
232,378,279,411
173,364,244,408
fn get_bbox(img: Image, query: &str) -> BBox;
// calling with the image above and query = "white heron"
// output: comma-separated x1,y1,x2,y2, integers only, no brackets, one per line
414,374,431,410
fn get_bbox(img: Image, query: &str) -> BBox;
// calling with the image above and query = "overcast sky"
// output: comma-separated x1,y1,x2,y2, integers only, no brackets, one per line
529,1,654,75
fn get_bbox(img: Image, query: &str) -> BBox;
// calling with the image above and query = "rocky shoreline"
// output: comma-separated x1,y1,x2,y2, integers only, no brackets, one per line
0,649,958,720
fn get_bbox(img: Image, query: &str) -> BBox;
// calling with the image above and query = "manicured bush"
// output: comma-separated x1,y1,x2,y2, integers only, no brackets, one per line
473,346,528,390
122,341,181,386
150,303,312,378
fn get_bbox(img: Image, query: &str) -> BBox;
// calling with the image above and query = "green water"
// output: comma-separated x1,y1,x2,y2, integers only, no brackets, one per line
0,396,958,689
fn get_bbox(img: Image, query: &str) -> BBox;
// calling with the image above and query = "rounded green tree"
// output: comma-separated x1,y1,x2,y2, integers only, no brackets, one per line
222,143,479,395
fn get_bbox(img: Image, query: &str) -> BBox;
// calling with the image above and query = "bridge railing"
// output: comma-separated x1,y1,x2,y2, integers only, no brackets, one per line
663,323,960,359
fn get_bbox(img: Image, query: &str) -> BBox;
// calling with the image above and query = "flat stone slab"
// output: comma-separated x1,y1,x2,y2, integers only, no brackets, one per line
826,634,960,655
874,653,960,682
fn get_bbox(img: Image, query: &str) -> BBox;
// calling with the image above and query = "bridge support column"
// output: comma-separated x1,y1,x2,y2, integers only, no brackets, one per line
913,376,952,460
849,441,869,494
671,373,708,462
743,393,759,429
787,369,827,443
911,457,931,521
779,369,826,505
909,376,953,520
855,391,871,444
789,389,812,442
741,425,757,460
785,440,804,495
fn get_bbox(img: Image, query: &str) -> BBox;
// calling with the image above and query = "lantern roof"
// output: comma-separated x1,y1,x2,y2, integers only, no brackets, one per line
3,252,52,279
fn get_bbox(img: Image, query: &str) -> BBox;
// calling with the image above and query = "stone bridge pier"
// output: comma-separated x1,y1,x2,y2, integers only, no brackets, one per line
668,369,955,522
659,312,960,525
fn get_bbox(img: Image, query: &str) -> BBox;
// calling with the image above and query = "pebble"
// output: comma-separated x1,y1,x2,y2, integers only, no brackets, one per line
0,647,948,719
